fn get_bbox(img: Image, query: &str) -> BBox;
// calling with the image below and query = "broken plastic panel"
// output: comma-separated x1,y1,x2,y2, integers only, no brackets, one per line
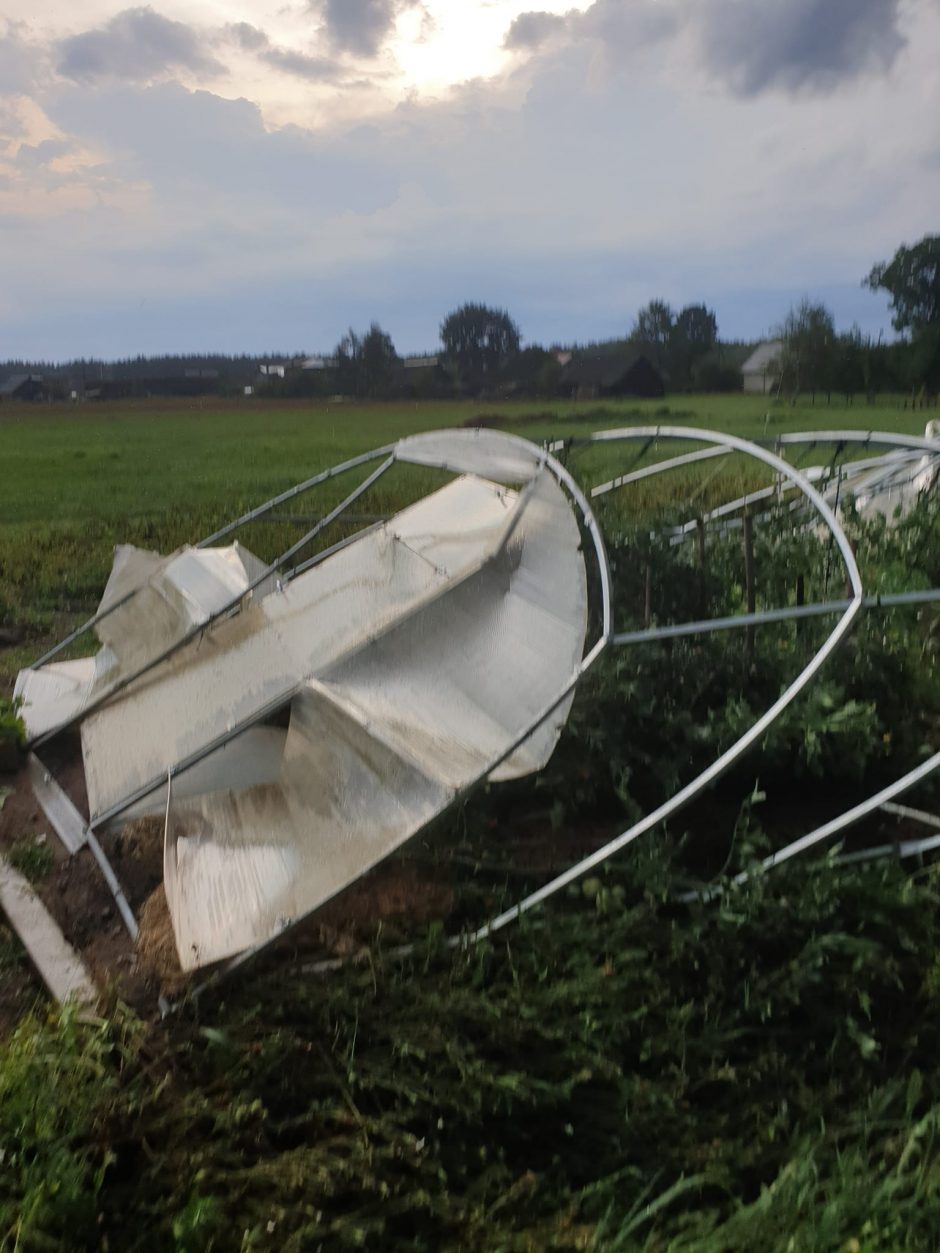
16,429,593,971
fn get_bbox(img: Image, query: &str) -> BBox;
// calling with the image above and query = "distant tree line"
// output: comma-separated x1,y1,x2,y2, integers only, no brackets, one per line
4,235,938,404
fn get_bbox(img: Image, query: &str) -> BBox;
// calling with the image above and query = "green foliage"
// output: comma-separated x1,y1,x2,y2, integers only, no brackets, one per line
0,697,25,770
440,303,521,385
778,299,836,399
867,235,940,335
866,235,940,392
333,322,400,398
8,835,54,882
0,923,25,972
1,396,939,1248
0,1008,129,1249
5,858,940,1248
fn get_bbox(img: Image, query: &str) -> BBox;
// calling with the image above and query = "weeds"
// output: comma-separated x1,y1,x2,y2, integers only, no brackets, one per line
7,835,54,882
1,403,938,1248
3,856,940,1249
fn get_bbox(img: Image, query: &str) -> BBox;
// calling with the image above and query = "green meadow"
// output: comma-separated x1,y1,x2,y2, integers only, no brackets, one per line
2,393,940,1250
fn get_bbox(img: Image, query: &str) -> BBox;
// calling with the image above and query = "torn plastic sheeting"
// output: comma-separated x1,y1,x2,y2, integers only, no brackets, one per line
80,474,525,822
14,542,270,743
163,467,586,969
395,427,545,484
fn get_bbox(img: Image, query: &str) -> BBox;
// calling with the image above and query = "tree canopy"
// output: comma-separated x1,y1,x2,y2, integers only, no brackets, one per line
866,235,940,392
865,235,940,334
333,322,399,397
440,304,521,382
778,299,835,399
630,300,718,383
631,300,674,350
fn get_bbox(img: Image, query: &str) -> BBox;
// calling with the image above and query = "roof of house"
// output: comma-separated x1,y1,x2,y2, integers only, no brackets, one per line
0,373,41,395
559,352,659,388
741,340,783,374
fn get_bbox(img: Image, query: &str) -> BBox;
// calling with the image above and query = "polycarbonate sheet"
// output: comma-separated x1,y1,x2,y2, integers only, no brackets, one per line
81,475,523,820
166,683,450,969
14,657,99,741
94,543,265,683
319,468,587,786
396,428,544,484
115,726,287,825
163,467,587,968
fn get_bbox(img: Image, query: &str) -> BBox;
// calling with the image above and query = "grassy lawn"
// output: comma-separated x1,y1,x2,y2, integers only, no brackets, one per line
1,396,939,1247
0,391,930,685
0,392,928,527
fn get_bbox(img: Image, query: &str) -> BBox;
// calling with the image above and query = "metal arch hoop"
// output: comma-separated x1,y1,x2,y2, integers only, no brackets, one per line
467,425,864,941
770,429,940,455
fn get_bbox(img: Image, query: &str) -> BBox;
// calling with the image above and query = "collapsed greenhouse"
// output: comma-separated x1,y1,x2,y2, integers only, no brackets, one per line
7,424,940,1003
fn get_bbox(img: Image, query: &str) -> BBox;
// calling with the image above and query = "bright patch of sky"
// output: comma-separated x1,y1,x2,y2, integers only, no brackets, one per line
0,0,937,359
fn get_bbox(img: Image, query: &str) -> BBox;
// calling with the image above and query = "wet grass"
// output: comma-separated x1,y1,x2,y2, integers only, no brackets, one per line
5,854,940,1250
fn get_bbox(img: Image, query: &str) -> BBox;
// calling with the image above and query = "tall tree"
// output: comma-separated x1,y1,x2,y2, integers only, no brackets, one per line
778,299,835,401
333,322,399,397
631,300,674,351
670,304,718,384
440,304,521,385
359,322,399,397
866,236,940,393
866,236,940,332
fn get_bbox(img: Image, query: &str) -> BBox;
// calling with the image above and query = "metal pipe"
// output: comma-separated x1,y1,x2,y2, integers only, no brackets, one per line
837,833,940,865
881,801,940,830
89,683,302,830
30,587,138,670
769,430,940,455
196,445,395,547
735,750,940,882
85,830,139,941
611,588,940,646
591,445,729,498
287,520,384,581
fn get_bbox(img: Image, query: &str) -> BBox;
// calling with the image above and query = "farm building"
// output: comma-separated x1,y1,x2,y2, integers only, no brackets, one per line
558,353,665,400
0,373,46,402
741,340,783,394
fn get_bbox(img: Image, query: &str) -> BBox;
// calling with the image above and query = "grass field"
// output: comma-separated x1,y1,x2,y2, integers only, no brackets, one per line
2,393,940,1248
0,392,930,526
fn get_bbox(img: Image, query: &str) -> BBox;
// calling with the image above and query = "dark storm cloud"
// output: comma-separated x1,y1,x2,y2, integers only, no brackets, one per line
505,0,904,96
14,138,73,168
504,1,676,61
225,22,270,52
504,11,567,51
699,0,906,95
316,0,408,58
262,47,342,81
58,7,224,83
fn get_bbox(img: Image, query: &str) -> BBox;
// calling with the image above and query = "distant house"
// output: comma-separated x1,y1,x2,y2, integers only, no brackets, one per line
741,340,783,394
558,353,665,400
0,373,45,402
403,355,439,370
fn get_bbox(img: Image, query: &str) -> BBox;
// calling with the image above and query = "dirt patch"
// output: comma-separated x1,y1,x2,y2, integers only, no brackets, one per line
104,817,164,909
0,764,157,1018
136,883,185,994
301,859,455,958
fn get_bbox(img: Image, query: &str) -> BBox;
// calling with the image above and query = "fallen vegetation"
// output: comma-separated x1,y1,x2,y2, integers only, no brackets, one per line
1,401,939,1249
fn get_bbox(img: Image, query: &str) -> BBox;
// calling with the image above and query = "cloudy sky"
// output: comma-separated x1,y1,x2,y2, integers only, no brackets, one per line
1,0,938,360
